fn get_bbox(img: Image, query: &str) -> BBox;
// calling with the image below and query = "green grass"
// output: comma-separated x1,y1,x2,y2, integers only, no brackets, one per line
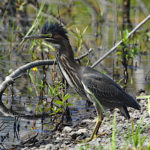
111,112,117,150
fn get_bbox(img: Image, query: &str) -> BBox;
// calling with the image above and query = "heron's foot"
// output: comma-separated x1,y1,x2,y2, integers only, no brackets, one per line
77,133,105,143
93,132,105,138
77,136,94,143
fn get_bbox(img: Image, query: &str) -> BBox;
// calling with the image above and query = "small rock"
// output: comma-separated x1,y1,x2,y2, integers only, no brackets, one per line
76,128,88,134
82,119,92,123
63,126,72,133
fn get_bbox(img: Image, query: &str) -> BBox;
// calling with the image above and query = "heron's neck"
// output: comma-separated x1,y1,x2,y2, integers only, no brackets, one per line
56,39,75,62
55,38,85,96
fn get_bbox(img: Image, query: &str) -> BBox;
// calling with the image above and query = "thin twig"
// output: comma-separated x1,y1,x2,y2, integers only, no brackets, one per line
75,48,93,60
91,14,150,68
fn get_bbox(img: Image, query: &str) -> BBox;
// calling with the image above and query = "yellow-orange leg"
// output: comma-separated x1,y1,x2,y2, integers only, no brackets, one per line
78,114,104,143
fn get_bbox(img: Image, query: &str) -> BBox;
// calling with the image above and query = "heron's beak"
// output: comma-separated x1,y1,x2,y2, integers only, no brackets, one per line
23,34,55,43
23,34,46,40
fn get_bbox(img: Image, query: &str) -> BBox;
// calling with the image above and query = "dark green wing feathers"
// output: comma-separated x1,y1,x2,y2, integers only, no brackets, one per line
81,67,141,118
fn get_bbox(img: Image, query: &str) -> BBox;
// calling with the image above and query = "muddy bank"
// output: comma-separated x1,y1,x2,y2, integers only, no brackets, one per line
10,98,150,150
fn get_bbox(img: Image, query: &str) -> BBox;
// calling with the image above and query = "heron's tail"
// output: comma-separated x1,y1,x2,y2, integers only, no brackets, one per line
126,94,141,110
120,106,130,119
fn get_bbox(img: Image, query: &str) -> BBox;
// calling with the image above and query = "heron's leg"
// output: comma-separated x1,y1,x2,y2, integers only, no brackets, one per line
78,104,104,143
94,103,104,136
93,113,104,136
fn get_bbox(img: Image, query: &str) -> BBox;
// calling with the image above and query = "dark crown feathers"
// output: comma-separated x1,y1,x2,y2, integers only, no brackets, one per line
41,22,68,40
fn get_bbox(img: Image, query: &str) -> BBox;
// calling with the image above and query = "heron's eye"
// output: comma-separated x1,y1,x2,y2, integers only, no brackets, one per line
48,33,52,38
44,33,52,38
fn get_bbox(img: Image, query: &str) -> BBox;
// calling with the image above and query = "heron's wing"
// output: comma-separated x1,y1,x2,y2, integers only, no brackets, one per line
81,67,140,110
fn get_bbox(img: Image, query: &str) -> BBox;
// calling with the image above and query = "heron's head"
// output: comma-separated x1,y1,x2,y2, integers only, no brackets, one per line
24,22,74,59
24,22,68,45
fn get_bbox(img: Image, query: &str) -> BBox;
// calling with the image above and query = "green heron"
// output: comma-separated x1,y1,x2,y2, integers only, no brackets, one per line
24,22,141,142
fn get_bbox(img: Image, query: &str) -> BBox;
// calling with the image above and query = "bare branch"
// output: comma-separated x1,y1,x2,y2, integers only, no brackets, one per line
0,60,55,97
91,14,150,68
0,60,55,118
75,48,93,60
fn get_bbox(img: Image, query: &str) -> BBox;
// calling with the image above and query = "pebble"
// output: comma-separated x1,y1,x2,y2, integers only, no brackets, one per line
82,119,93,123
62,126,72,133
76,128,88,134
